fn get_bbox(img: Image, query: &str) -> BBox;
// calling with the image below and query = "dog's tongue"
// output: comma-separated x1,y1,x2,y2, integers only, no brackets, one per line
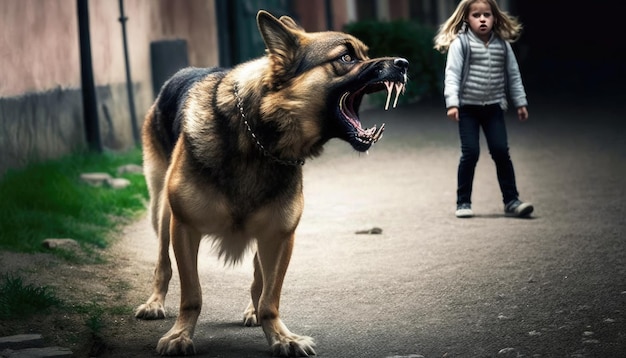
383,81,405,111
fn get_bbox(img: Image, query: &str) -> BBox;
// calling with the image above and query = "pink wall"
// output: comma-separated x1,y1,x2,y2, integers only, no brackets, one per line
0,0,218,175
0,0,81,96
0,0,218,98
292,0,350,32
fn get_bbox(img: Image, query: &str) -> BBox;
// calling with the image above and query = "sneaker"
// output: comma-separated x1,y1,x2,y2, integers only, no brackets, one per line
455,203,474,218
504,199,534,217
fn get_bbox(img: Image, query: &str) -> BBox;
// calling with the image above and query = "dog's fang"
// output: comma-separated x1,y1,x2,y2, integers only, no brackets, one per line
384,81,394,111
373,123,385,142
392,82,404,108
339,92,348,112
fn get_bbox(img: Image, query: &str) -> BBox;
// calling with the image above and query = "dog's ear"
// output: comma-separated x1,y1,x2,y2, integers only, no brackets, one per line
278,15,304,32
257,10,302,90
257,10,301,51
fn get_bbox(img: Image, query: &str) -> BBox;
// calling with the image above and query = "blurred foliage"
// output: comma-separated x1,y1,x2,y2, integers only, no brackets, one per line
344,20,445,104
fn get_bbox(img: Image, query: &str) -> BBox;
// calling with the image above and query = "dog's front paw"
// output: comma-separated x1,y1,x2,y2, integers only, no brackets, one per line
157,332,196,356
135,301,165,320
242,301,259,326
269,334,316,357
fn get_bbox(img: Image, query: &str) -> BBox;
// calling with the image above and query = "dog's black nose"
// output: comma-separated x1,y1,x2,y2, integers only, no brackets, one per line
394,58,409,71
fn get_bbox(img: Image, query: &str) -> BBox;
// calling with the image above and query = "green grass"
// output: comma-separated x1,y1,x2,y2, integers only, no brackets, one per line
0,148,148,253
80,301,106,335
0,274,62,319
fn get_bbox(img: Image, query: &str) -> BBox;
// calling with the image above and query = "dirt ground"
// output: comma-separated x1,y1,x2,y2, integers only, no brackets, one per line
1,94,625,357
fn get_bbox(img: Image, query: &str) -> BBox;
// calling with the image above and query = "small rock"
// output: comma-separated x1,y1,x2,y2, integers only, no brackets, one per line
42,239,79,250
582,339,600,344
117,164,143,175
80,172,112,186
528,330,542,336
3,346,73,357
0,334,44,350
106,178,131,189
355,227,383,235
498,347,516,355
497,313,512,320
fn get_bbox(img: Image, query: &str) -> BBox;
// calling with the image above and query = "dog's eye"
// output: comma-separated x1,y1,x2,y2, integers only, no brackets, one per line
340,54,354,63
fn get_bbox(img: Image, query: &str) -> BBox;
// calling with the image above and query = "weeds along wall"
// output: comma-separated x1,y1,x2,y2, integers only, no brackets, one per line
0,0,218,176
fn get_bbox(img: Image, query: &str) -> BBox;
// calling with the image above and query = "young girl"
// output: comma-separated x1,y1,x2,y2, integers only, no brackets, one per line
434,0,533,218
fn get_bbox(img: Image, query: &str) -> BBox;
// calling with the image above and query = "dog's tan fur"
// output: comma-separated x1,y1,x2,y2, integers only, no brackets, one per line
135,10,408,356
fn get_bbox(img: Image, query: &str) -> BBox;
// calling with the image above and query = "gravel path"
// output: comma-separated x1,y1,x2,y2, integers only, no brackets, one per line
5,94,623,358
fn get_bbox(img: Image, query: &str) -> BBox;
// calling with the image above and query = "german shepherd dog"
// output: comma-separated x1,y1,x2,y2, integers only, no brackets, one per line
135,10,408,356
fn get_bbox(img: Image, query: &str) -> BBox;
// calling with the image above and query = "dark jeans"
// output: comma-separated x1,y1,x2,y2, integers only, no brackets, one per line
457,104,519,205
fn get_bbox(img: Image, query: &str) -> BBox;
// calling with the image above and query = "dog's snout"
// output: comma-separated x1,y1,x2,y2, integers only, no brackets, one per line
394,58,409,72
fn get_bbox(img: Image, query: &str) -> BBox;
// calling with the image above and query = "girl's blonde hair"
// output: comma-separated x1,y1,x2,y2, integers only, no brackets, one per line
434,0,523,53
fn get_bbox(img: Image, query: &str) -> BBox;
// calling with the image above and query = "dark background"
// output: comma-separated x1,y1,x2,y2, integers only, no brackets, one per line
514,1,625,98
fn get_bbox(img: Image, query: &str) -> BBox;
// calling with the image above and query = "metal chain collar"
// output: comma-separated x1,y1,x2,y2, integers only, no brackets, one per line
233,83,305,166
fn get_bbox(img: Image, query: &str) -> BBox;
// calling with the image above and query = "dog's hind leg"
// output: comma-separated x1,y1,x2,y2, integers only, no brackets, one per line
243,252,262,326
156,217,202,356
257,232,316,357
136,110,174,320
135,193,173,320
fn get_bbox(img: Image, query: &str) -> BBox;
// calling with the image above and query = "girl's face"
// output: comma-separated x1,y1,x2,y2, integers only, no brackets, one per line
466,1,494,42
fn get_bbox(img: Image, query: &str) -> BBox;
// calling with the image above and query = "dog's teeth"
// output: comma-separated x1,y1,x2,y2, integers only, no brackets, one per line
384,81,394,111
392,82,403,108
371,125,380,142
373,123,385,142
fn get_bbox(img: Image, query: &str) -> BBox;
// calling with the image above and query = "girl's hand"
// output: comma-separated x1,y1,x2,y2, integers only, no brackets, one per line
447,107,459,122
518,106,529,121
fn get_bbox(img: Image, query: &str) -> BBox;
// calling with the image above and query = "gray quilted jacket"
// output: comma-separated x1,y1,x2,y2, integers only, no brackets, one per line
444,30,528,111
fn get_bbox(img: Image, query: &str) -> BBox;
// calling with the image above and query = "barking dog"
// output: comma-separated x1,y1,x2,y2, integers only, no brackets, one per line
135,10,408,356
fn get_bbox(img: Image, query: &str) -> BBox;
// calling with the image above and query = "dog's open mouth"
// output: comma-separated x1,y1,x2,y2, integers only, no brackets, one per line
339,80,406,152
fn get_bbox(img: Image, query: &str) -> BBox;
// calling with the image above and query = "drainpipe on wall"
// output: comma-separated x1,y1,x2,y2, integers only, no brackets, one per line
118,0,140,145
215,0,233,68
324,0,333,30
77,0,102,152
